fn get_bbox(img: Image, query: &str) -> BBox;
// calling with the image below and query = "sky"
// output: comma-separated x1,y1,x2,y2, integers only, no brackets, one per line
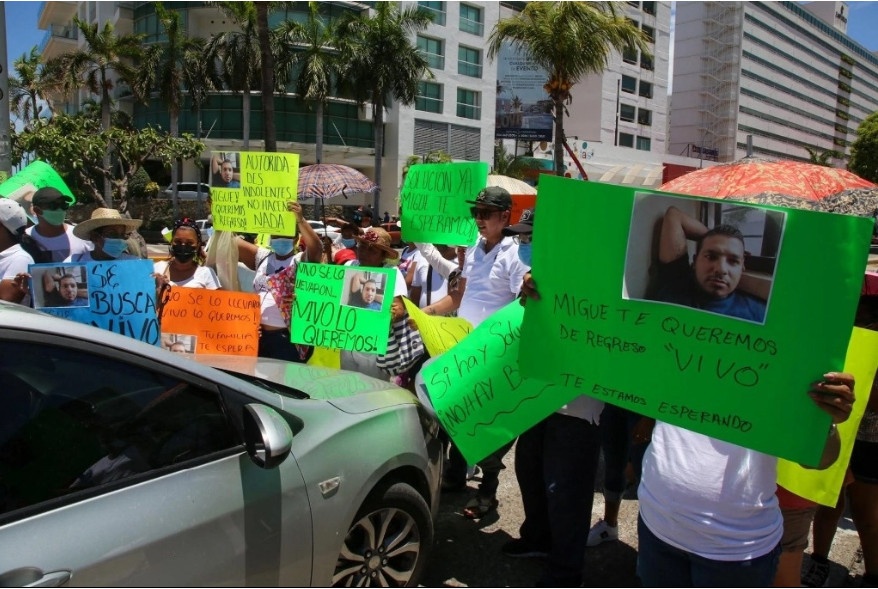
3,1,878,75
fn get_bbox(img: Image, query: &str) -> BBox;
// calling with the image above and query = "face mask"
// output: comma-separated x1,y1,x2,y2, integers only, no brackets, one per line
40,209,66,226
170,244,197,263
342,238,356,248
101,238,129,259
270,238,295,257
517,243,532,267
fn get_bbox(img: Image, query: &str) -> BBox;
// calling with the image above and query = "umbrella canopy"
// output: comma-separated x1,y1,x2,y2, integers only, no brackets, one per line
297,164,378,200
487,174,537,195
660,157,876,202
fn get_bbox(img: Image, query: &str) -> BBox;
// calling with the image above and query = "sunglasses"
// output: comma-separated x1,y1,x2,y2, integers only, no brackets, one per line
38,201,70,211
470,207,501,220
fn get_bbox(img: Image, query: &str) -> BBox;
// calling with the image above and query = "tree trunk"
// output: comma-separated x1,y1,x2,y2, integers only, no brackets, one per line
256,3,276,152
315,101,324,164
102,83,113,206
553,98,565,177
372,96,383,214
243,90,251,150
170,111,180,221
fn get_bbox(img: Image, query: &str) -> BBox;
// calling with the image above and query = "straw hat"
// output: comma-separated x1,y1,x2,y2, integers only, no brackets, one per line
354,227,399,259
73,208,142,239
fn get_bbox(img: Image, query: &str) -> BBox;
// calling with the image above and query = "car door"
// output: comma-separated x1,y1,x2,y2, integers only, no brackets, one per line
0,337,313,587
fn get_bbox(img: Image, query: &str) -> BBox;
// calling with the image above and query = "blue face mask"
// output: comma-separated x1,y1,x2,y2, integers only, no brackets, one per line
101,238,129,259
342,238,356,248
270,238,295,257
517,243,532,267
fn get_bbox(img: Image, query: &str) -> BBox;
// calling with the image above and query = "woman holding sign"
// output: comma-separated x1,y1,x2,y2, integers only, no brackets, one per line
154,218,220,290
236,201,322,362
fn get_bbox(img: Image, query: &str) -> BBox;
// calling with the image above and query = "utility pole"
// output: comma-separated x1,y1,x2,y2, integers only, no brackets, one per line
0,2,12,181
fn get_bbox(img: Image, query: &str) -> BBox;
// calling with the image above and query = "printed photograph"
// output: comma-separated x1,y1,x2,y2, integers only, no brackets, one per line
622,193,786,324
161,333,197,354
31,264,90,309
342,268,387,312
211,151,241,188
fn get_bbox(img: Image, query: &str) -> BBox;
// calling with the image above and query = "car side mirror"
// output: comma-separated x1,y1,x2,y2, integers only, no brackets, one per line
242,404,293,469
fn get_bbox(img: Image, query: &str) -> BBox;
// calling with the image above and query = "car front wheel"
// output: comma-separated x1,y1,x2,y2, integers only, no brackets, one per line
332,482,433,587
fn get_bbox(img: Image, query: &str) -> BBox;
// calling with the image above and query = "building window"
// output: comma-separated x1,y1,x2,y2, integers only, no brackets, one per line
417,35,445,70
456,88,481,119
459,4,483,36
621,75,637,94
642,1,656,15
416,81,443,113
418,1,445,26
642,24,655,43
458,45,482,78
620,103,636,122
641,52,654,70
636,136,651,151
619,132,634,148
623,46,638,64
639,80,653,98
638,108,652,126
627,1,639,7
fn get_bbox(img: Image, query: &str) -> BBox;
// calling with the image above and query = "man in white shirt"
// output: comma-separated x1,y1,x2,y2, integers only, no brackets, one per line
422,186,529,520
25,187,89,262
0,199,35,305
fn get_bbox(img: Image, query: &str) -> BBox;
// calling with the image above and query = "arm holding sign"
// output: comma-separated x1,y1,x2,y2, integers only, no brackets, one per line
809,372,855,470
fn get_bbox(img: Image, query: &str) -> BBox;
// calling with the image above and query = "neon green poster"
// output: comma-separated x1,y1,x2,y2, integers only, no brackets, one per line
291,263,397,354
0,161,75,200
520,176,873,466
210,151,300,235
419,302,585,465
399,162,488,245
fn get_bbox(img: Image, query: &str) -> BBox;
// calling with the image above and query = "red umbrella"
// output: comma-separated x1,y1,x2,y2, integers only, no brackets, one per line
660,157,876,202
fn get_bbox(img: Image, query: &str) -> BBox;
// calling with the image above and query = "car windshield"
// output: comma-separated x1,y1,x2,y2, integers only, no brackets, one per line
218,369,310,400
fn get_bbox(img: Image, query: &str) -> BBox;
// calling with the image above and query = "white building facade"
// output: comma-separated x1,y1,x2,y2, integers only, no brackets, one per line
669,1,878,164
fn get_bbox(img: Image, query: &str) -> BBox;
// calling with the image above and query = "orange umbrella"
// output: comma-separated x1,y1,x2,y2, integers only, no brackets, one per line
660,157,875,202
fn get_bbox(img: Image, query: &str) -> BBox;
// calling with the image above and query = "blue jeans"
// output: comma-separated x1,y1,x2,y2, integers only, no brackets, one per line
636,514,781,587
600,404,648,502
515,413,601,586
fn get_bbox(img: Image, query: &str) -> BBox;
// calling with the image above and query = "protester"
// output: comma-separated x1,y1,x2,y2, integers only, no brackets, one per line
398,241,420,291
25,187,89,262
360,208,375,228
154,218,220,291
498,208,605,587
69,208,143,262
409,244,456,310
235,202,322,362
422,187,529,520
0,199,37,305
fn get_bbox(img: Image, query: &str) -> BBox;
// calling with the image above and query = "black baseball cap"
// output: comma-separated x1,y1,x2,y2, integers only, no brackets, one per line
466,186,512,210
32,187,72,207
502,208,534,236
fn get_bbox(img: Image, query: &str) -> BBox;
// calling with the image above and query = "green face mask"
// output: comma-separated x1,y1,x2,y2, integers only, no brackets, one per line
40,209,66,226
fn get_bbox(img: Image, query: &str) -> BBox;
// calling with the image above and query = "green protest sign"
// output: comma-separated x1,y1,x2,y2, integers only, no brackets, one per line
210,151,299,235
420,302,583,465
520,176,873,466
0,160,74,200
291,263,397,354
399,162,488,245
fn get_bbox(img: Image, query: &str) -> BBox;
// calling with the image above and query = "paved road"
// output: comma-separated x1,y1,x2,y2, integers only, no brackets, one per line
422,445,867,587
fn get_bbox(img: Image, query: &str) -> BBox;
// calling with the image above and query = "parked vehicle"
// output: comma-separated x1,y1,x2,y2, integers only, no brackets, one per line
159,182,211,200
308,220,341,242
0,302,441,586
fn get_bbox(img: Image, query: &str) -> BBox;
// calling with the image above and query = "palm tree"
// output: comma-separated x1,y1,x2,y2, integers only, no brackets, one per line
9,47,58,128
805,147,840,167
184,38,222,217
341,3,433,212
493,143,531,179
277,1,351,164
256,2,276,152
488,2,648,176
55,17,144,205
134,3,204,218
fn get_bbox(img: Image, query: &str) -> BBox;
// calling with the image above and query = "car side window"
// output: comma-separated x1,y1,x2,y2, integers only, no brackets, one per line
0,341,239,517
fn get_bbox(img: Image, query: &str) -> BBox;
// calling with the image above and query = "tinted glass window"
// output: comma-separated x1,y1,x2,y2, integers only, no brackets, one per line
0,341,238,516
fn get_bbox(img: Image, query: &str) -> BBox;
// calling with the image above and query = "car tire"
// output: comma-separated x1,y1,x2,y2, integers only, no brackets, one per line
332,482,433,587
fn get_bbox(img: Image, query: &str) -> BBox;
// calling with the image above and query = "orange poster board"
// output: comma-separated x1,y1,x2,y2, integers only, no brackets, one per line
160,286,260,356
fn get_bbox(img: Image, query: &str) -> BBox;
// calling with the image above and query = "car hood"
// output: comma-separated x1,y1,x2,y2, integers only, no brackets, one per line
195,354,417,414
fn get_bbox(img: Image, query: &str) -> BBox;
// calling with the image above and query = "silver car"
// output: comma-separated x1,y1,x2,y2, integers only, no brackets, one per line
0,302,441,586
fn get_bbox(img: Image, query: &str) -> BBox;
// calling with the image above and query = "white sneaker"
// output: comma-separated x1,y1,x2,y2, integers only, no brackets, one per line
586,520,619,547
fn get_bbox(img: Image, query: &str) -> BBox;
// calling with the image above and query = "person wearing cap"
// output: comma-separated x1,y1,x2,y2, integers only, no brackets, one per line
68,208,143,262
423,186,530,520
25,187,89,263
0,199,38,304
496,208,606,587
